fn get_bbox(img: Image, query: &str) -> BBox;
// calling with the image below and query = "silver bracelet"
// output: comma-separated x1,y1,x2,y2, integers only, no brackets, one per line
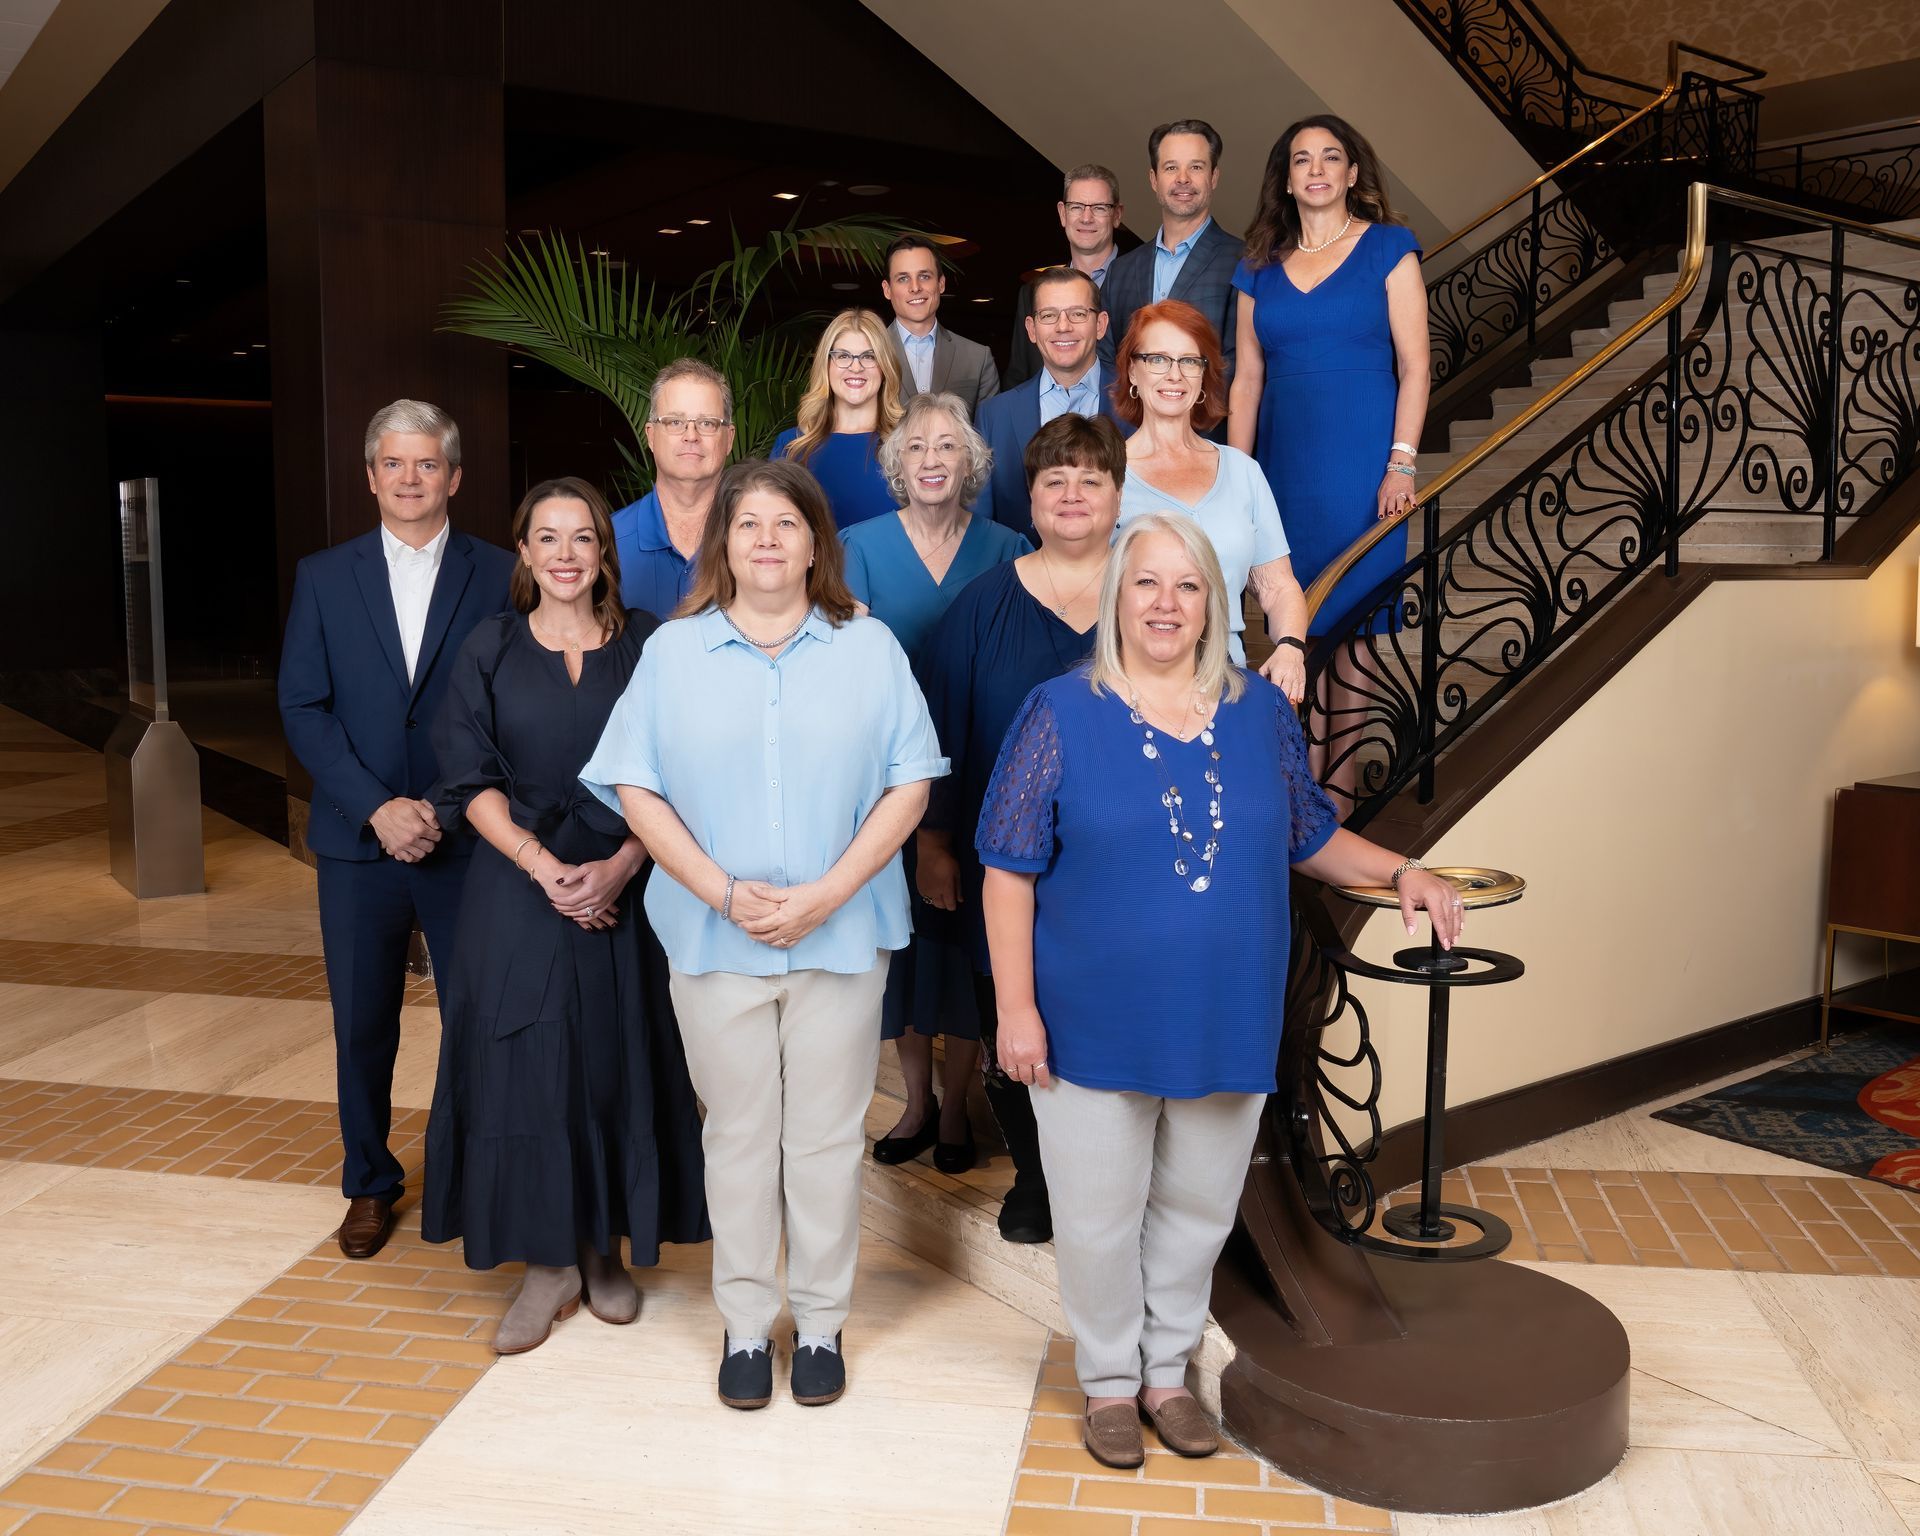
1385,461,1416,477
720,873,736,922
1391,441,1418,457
1389,856,1426,889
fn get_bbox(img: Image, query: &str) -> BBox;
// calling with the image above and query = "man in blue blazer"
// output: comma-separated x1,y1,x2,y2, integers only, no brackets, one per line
976,267,1125,539
278,399,515,1260
1097,119,1241,399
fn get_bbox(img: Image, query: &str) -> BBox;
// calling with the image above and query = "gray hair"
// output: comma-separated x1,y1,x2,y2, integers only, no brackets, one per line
877,392,993,509
362,399,461,468
1087,513,1246,706
647,357,733,422
1063,162,1120,204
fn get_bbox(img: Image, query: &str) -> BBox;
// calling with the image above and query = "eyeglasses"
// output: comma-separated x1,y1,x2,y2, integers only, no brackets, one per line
829,349,878,370
1134,352,1207,377
1034,306,1096,326
648,414,729,437
1063,202,1116,218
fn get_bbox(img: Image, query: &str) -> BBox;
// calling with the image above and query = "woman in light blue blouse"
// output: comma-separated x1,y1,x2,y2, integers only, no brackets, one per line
977,513,1461,1469
844,391,1029,1175
580,457,947,1414
1112,299,1309,705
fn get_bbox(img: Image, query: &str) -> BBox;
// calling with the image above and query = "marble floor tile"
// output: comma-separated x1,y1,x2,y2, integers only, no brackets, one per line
348,1235,1046,1536
1872,1462,1920,1534
227,1004,442,1110
0,983,169,1071
0,1159,79,1217
0,1166,343,1330
1743,1273,1920,1462
1517,1263,1851,1455
0,992,338,1096
0,1312,193,1484
1398,1446,1910,1535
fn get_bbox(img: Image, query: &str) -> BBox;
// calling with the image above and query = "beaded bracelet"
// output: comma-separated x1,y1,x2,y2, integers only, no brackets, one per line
1385,461,1416,477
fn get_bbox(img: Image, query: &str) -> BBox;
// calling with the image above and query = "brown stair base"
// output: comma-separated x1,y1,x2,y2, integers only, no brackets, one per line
1213,1253,1629,1514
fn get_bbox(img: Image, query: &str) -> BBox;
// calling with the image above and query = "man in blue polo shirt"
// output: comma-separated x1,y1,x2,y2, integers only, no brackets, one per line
612,358,735,619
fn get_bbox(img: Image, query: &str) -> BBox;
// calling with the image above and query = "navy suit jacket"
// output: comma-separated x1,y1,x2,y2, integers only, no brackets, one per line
974,372,1127,539
1097,218,1242,384
279,526,515,861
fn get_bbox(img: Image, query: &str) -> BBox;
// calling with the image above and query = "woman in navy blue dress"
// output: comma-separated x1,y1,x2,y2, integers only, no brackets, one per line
977,512,1463,1469
914,413,1125,1243
1227,116,1428,623
423,478,708,1357
774,308,904,531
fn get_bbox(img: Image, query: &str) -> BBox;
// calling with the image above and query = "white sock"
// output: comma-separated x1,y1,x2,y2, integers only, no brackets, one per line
726,1335,770,1357
796,1333,839,1354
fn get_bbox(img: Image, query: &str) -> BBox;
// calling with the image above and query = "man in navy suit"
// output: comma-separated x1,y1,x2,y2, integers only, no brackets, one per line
279,399,515,1260
1097,119,1241,397
975,267,1124,539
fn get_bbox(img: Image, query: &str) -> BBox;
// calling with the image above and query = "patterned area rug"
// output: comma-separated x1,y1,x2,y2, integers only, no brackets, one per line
1653,1027,1920,1191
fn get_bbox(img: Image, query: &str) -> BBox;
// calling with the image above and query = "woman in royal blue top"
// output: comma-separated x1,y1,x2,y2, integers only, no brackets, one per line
773,307,903,531
579,458,946,1413
977,512,1463,1469
914,412,1124,1244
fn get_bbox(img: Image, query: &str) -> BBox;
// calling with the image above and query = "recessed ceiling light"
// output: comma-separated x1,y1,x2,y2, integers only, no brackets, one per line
175,277,192,286
831,281,859,291
250,342,266,349
772,192,799,201
658,227,682,235
818,179,840,187
589,247,609,257
512,362,527,369
970,297,991,303
849,184,889,196
686,218,711,226
231,349,247,356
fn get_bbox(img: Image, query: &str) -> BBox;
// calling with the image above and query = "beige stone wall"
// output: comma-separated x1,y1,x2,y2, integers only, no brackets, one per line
1533,0,1920,91
1340,526,1920,1132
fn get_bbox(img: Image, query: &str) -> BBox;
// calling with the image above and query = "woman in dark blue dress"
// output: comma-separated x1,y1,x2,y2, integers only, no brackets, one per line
773,307,904,531
1226,114,1429,638
914,413,1125,1243
423,477,707,1356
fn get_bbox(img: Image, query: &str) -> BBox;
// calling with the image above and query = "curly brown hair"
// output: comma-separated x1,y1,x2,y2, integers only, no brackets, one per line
1109,300,1228,434
1242,115,1399,270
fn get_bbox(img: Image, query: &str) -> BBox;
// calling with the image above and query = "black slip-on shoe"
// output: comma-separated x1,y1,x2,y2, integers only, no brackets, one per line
790,1330,846,1406
872,1114,939,1165
717,1334,773,1410
997,1181,1053,1244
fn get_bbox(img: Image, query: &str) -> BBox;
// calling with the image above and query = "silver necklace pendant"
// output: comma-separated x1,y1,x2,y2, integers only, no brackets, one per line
1132,695,1223,894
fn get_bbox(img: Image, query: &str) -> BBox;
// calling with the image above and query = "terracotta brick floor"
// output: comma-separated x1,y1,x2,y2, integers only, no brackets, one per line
0,805,110,857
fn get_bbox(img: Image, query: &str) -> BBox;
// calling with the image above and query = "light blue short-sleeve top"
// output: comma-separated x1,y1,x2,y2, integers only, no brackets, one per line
579,607,950,977
1116,443,1291,665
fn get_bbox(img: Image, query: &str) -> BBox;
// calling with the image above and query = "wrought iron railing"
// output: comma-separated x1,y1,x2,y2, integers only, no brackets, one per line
1310,185,1920,831
1755,119,1920,222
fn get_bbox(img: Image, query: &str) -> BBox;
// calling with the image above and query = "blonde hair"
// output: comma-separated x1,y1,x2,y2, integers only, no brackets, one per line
1087,514,1246,705
876,392,993,508
784,308,905,463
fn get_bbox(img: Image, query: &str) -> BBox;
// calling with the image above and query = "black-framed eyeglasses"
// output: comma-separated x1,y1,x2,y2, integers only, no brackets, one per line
1063,202,1117,217
648,414,730,437
1135,352,1207,378
829,349,878,370
1034,306,1097,326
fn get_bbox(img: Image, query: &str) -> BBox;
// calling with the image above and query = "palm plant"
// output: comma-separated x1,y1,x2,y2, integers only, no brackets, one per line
440,214,920,498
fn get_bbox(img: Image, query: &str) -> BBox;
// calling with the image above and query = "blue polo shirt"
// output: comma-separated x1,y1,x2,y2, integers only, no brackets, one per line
611,490,698,623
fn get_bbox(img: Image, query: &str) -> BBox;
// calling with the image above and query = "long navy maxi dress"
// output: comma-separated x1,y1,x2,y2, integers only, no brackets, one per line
421,609,709,1271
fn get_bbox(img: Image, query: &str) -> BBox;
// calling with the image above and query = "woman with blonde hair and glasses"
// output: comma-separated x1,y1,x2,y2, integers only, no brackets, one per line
977,513,1462,1469
423,476,708,1357
775,307,905,531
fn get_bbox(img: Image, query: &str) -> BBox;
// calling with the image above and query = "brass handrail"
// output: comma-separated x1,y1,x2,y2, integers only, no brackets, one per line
1427,40,1761,266
1306,181,1920,624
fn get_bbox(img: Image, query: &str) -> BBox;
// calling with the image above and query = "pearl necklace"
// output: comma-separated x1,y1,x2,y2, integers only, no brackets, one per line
722,606,809,650
1296,213,1354,255
1130,690,1225,894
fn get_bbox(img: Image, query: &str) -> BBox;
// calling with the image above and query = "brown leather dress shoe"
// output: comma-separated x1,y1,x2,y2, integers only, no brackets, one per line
1138,1391,1220,1457
337,1197,396,1260
1083,1402,1145,1469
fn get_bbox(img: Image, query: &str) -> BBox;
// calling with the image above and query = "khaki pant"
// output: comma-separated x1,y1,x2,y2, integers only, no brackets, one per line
669,957,889,1339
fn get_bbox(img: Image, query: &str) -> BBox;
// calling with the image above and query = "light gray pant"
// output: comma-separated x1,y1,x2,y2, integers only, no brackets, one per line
669,958,889,1340
1031,1076,1267,1396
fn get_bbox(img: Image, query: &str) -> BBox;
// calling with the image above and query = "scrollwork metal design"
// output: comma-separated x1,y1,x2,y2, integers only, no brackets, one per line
1757,137,1920,221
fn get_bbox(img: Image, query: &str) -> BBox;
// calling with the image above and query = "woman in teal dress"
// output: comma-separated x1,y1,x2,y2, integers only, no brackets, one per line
1226,114,1429,639
774,308,904,531
845,391,1029,1173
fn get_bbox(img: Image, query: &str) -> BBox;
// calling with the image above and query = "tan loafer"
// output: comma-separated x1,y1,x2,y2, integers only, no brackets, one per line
1138,1391,1219,1457
1083,1402,1145,1468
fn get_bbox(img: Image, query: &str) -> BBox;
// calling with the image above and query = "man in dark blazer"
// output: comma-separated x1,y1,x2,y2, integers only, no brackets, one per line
976,267,1126,538
279,399,514,1260
1097,119,1241,399
881,234,1001,413
1004,164,1124,391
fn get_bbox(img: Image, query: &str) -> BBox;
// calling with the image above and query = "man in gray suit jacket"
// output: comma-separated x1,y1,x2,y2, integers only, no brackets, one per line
882,234,1001,414
1097,119,1240,393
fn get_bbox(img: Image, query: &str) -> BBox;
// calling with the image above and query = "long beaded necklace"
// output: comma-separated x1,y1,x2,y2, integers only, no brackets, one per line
1129,688,1224,894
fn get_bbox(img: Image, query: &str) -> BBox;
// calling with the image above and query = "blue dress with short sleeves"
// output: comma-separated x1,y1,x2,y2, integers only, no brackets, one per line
773,427,896,531
1232,221,1422,634
975,669,1339,1097
843,512,1032,666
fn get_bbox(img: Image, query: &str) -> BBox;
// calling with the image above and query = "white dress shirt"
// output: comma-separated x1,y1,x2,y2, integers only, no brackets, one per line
380,519,450,683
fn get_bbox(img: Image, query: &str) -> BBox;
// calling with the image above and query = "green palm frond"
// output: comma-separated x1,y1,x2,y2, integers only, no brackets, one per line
441,211,925,500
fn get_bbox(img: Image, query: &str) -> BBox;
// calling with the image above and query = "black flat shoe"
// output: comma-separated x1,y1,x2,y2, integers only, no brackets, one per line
872,1112,939,1165
717,1333,772,1410
932,1123,976,1174
997,1181,1052,1244
791,1330,846,1406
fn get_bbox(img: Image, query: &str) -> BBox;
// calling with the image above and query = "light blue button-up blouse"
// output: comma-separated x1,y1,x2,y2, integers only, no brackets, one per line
579,606,949,977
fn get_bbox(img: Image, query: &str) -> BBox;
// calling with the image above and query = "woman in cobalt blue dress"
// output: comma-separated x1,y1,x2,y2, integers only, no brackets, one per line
1226,115,1430,639
774,307,904,532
